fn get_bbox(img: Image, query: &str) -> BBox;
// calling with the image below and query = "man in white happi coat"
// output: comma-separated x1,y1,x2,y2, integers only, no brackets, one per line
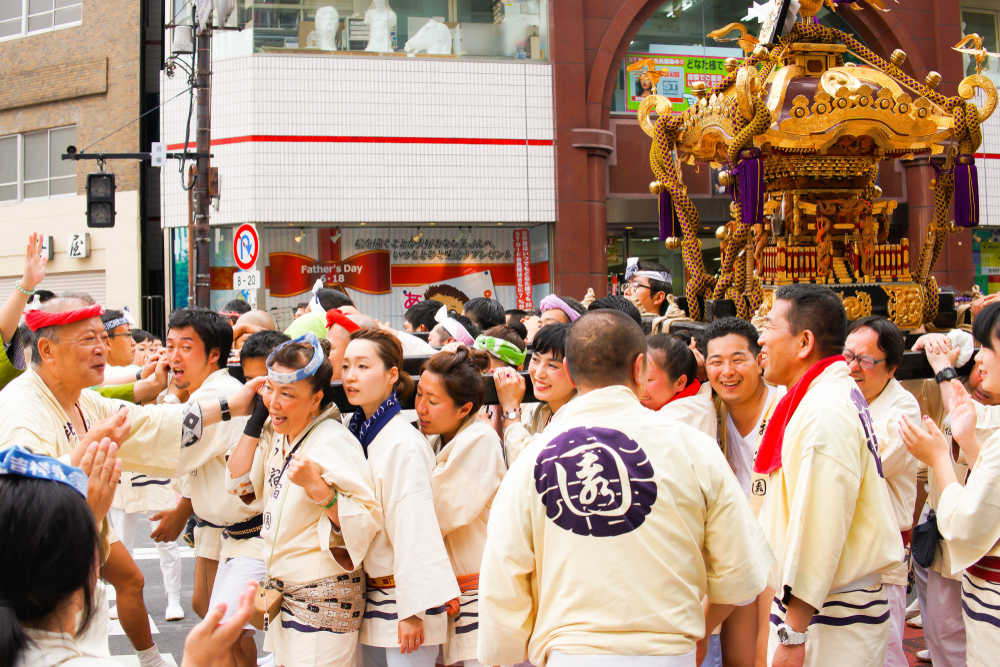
843,316,921,667
755,285,903,667
0,295,260,667
478,310,774,667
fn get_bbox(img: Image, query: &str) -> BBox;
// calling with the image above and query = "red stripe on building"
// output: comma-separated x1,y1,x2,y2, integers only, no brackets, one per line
975,153,1000,160
390,261,550,287
166,135,553,150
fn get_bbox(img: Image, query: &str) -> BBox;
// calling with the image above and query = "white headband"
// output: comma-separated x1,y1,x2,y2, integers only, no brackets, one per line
434,304,475,346
625,256,670,284
266,332,325,384
308,279,326,317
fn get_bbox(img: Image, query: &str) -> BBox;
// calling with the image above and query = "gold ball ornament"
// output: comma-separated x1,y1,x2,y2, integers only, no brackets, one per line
691,80,709,100
872,185,883,198
724,57,739,73
925,71,941,90
752,44,769,60
665,237,682,250
649,181,664,195
716,226,733,242
890,49,907,67
717,171,732,187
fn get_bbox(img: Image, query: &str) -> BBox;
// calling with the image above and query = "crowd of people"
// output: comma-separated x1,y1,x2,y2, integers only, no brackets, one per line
1,233,1000,667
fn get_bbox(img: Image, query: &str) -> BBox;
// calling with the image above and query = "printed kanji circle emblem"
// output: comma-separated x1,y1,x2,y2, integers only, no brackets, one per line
534,426,657,537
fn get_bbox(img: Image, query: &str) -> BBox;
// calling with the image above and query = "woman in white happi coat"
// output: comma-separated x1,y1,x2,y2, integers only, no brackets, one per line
901,302,1000,667
494,322,576,466
642,333,718,440
0,445,254,667
415,347,506,667
225,333,381,667
340,329,460,667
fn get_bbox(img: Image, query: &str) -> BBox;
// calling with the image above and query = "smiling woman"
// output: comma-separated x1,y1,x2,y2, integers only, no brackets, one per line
224,332,381,667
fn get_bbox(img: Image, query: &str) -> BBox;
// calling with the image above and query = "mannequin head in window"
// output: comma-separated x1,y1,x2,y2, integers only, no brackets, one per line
635,73,653,98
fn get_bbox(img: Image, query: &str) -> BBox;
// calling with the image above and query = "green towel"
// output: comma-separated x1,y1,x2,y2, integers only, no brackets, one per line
285,312,328,340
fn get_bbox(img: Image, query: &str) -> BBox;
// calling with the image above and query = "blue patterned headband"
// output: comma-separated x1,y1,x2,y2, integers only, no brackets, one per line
266,331,325,384
0,446,88,497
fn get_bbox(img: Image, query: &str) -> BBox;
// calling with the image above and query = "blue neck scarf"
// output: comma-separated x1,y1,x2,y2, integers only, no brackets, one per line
348,392,401,458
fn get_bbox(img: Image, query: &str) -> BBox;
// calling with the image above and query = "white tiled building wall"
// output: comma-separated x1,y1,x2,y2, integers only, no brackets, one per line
976,86,1000,227
160,55,555,227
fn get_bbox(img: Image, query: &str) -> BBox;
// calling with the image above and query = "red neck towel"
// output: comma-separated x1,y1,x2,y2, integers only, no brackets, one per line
753,356,844,475
668,379,702,404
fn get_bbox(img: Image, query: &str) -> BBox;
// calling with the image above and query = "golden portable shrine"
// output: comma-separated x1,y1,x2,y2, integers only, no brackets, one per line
632,0,998,330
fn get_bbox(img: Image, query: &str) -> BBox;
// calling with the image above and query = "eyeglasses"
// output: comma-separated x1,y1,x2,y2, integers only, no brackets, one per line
627,281,652,293
843,349,886,370
107,332,132,339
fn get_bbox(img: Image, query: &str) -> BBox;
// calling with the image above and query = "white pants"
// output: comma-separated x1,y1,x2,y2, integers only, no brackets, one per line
209,556,266,628
547,651,696,667
882,583,907,667
360,644,439,667
108,507,182,597
925,569,967,667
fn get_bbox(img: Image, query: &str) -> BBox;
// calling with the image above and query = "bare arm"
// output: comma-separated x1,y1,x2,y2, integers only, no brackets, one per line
0,233,46,345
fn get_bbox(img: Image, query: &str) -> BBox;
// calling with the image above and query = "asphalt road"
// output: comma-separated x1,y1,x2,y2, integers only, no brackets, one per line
106,515,266,665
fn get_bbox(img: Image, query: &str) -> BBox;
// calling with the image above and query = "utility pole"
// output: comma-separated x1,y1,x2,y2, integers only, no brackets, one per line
193,26,212,308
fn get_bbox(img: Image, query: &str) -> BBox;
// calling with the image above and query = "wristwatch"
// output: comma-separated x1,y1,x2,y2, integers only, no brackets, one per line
776,623,808,646
935,367,959,384
219,396,232,421
502,408,522,421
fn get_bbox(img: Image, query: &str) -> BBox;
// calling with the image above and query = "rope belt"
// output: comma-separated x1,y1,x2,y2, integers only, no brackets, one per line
223,514,263,541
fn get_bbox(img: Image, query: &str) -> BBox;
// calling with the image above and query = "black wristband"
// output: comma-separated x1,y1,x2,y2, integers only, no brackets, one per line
219,396,232,421
136,369,142,382
243,394,269,439
935,367,959,384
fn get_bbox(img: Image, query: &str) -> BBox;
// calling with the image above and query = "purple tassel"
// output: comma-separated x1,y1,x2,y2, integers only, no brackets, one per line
658,188,677,241
736,148,764,227
953,154,980,228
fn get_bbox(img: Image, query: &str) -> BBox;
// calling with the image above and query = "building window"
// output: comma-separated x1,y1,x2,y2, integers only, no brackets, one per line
0,0,83,40
0,126,77,202
961,6,999,82
610,0,870,114
245,0,547,60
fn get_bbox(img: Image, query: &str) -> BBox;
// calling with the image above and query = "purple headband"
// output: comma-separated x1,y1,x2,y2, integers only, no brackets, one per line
540,295,581,323
434,305,475,346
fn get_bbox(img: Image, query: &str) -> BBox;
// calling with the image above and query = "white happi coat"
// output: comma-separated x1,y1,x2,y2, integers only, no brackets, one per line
359,412,459,648
658,381,718,440
427,418,506,665
477,385,773,667
867,377,921,587
0,369,194,476
183,368,262,560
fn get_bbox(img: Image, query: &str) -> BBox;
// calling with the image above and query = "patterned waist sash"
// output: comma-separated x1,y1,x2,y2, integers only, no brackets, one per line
270,567,365,633
223,514,263,541
457,573,479,594
968,556,1000,583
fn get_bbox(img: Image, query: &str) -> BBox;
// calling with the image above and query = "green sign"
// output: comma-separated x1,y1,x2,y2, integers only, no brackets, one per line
625,52,735,113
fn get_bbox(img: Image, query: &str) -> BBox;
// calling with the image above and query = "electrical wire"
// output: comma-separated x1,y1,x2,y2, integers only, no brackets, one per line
77,84,195,153
178,54,198,191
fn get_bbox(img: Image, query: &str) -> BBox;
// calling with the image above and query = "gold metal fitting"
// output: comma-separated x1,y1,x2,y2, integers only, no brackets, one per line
925,71,941,90
716,226,732,242
872,185,883,198
890,49,907,67
718,171,732,187
724,57,740,73
691,81,709,100
649,181,664,195
665,237,682,250
752,44,769,60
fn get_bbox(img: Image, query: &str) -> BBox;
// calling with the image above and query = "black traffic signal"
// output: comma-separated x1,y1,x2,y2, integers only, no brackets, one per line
86,172,115,228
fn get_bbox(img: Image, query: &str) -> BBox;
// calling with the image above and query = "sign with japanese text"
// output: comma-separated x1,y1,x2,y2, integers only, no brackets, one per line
625,52,734,113
513,229,533,309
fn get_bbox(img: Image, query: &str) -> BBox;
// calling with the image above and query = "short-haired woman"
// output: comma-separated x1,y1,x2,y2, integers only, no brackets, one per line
495,323,576,466
342,329,460,666
415,347,505,667
225,332,380,667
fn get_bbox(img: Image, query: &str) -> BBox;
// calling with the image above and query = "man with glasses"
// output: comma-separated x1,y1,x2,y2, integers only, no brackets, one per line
624,257,672,316
843,316,921,667
756,285,901,667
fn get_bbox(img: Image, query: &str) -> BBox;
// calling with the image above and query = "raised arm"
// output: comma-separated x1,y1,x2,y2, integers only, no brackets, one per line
0,233,46,346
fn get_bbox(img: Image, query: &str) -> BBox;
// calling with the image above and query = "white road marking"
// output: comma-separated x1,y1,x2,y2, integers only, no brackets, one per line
108,615,159,636
110,654,178,666
132,546,195,560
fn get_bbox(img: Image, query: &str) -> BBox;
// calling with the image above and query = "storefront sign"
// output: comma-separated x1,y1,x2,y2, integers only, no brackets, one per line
625,52,734,113
513,228,533,309
400,271,496,314
267,250,392,297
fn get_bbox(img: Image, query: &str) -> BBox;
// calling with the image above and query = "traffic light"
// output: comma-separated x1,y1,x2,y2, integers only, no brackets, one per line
86,172,115,228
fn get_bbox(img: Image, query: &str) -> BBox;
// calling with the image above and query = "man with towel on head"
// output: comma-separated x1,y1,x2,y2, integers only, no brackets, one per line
478,309,774,667
624,257,672,317
0,294,262,667
755,284,903,667
538,295,585,327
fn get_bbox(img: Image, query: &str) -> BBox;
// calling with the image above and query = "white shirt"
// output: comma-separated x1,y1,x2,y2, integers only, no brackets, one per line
725,385,777,499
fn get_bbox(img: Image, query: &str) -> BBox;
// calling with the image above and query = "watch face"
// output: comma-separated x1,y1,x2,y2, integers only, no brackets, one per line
777,627,788,642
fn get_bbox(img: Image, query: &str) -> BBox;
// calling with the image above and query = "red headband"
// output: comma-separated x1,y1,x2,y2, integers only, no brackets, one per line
24,304,105,332
326,309,360,333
